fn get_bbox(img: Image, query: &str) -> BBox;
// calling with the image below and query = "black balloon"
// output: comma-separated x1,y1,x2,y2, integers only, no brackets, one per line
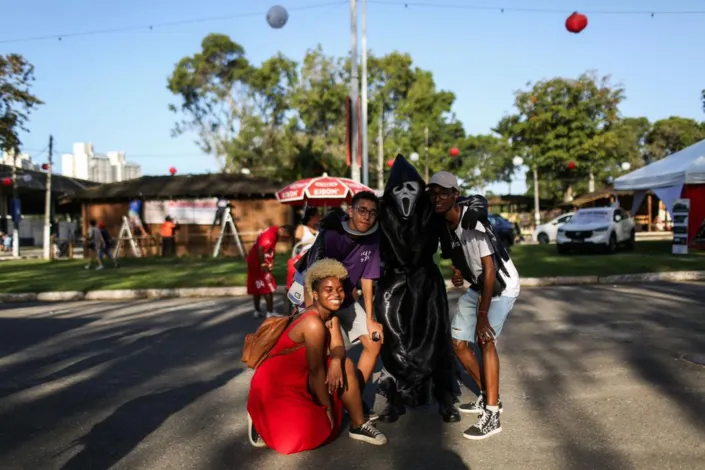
375,154,457,408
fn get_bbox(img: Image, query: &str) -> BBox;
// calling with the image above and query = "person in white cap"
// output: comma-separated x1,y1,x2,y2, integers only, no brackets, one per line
428,171,521,440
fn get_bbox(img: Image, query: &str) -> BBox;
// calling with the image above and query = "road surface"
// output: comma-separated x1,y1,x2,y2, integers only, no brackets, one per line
1,282,704,469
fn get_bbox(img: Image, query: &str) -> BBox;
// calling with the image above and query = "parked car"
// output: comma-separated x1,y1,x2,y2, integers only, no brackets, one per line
487,214,516,248
532,212,575,244
556,207,636,254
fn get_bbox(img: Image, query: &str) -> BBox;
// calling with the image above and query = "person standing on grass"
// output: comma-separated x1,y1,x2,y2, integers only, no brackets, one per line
247,224,294,319
293,191,384,422
98,222,119,268
160,216,178,257
430,171,521,440
85,220,105,270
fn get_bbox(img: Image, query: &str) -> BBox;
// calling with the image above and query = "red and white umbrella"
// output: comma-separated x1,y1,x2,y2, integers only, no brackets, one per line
276,173,373,207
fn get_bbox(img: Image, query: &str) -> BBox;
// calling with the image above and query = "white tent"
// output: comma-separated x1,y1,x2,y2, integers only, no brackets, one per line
685,155,705,185
615,138,705,216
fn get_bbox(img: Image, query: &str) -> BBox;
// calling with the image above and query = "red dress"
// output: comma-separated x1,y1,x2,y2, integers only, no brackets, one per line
247,312,344,455
247,226,279,295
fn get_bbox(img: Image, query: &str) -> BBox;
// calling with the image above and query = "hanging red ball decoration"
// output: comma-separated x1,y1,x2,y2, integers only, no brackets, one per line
567,161,576,170
386,159,395,168
565,12,588,34
169,166,177,175
1,177,12,186
449,147,460,157
41,163,49,170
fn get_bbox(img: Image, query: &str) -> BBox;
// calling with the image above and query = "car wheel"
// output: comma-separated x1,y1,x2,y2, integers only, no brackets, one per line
606,233,618,254
625,229,636,251
537,233,550,244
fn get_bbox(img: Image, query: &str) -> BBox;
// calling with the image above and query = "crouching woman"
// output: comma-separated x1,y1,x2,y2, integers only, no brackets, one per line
246,259,387,454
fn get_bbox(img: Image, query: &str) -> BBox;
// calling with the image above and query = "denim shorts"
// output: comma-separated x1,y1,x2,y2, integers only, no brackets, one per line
451,289,517,343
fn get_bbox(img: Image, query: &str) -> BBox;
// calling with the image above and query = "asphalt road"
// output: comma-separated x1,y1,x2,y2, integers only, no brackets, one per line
1,283,704,470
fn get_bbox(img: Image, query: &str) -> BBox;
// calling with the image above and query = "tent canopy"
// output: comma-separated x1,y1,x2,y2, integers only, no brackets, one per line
614,138,705,190
685,156,705,185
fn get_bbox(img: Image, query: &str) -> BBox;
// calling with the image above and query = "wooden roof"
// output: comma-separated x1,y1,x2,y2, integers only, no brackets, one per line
557,187,640,208
66,173,284,202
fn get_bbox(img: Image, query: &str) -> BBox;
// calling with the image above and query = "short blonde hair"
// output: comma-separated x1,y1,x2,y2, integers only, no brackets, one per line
304,258,349,295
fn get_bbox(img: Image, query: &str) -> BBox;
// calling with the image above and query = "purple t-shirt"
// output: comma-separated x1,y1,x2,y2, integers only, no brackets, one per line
323,228,380,308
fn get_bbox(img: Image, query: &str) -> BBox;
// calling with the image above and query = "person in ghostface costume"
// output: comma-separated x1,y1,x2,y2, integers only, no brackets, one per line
374,155,461,424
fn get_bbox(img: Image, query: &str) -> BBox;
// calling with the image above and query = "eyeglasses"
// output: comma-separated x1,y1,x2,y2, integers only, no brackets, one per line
353,206,378,219
428,189,455,200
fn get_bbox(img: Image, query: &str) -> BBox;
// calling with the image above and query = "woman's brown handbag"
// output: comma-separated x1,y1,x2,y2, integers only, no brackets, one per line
242,315,303,369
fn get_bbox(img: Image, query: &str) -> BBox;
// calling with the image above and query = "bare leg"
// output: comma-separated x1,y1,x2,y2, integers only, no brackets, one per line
479,340,500,406
356,335,381,384
340,358,366,427
452,339,483,391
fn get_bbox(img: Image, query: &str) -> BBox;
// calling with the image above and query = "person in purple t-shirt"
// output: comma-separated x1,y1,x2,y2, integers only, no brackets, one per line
300,191,383,421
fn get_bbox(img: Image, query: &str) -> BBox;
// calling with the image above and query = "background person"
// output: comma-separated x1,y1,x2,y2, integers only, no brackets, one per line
84,219,105,270
247,259,387,454
98,222,118,267
247,224,294,318
160,216,178,256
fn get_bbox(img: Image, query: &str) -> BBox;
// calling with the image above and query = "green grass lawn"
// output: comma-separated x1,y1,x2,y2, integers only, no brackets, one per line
1,241,703,293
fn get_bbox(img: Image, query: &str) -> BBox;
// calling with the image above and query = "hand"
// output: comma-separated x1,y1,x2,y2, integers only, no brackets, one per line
326,358,344,393
451,266,464,288
367,320,384,344
261,263,271,273
476,314,496,345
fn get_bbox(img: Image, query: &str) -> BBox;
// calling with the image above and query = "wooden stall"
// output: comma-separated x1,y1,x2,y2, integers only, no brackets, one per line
65,173,294,257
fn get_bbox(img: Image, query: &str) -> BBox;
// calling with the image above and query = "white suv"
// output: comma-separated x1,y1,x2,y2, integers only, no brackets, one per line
556,207,636,254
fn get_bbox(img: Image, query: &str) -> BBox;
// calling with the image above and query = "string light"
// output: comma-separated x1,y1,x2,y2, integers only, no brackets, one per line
1,1,703,45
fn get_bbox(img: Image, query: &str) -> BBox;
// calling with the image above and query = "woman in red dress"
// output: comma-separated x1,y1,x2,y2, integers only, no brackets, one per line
247,259,388,454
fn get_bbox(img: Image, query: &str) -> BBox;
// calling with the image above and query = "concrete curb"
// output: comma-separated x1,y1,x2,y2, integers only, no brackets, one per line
1,272,704,303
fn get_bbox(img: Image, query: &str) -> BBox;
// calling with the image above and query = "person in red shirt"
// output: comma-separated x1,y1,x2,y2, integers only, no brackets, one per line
247,225,294,319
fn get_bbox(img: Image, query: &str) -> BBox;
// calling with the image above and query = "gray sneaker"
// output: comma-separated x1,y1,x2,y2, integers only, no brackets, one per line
349,421,388,445
463,409,502,440
458,393,503,415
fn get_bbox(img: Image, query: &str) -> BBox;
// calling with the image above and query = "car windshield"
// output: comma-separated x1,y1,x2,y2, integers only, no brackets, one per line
573,211,610,223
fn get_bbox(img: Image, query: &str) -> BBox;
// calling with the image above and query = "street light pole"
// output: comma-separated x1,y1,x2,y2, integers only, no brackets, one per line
349,0,360,183
360,0,369,187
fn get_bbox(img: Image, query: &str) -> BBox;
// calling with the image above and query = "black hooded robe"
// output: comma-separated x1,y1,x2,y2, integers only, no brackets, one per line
375,155,458,408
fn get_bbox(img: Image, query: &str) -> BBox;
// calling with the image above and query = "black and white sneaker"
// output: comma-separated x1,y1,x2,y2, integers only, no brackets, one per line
458,393,503,415
349,421,388,445
253,310,264,319
247,413,267,448
462,409,502,440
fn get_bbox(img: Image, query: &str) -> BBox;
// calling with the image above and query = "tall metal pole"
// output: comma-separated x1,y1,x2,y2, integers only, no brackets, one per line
349,0,360,183
533,167,541,226
11,153,19,257
43,135,53,259
377,110,384,190
360,0,369,187
424,126,429,183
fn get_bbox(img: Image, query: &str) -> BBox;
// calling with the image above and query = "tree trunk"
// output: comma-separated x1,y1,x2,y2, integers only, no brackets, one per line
563,185,574,203
588,170,595,193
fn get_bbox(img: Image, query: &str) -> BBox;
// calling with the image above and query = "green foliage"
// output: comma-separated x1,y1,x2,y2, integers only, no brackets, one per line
0,54,43,153
644,116,705,162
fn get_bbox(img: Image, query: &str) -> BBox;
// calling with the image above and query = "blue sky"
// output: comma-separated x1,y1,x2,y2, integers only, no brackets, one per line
3,0,704,194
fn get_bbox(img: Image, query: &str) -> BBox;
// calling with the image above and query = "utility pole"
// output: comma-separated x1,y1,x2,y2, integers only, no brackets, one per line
424,126,430,183
377,111,384,190
349,0,360,183
360,0,369,187
43,135,53,259
11,152,19,257
533,167,541,226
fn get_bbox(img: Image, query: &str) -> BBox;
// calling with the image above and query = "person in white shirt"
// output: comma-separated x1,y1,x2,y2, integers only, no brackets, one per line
429,171,520,441
294,207,321,252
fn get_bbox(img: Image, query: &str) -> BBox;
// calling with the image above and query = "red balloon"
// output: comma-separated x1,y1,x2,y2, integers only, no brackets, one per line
449,147,460,157
567,161,576,170
386,159,395,168
169,166,177,175
41,163,49,170
565,12,588,33
1,177,12,186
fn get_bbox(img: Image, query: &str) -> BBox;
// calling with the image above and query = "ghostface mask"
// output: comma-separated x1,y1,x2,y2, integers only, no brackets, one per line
392,181,420,218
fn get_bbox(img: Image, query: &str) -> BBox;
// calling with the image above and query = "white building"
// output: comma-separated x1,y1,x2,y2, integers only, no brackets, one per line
61,142,141,183
1,150,41,170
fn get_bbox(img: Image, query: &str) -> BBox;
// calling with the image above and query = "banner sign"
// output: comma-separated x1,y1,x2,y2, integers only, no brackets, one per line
144,198,218,225
671,198,690,255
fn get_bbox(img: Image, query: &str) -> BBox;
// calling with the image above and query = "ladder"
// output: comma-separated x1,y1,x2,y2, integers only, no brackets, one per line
114,216,143,259
213,210,245,258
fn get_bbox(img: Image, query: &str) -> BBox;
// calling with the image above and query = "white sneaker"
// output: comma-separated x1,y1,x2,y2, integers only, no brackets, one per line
96,265,104,271
253,311,264,319
247,413,267,448
266,312,286,318
84,265,91,270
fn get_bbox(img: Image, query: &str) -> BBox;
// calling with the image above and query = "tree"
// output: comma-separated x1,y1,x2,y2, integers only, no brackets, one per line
644,116,705,162
0,54,43,153
497,72,625,201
